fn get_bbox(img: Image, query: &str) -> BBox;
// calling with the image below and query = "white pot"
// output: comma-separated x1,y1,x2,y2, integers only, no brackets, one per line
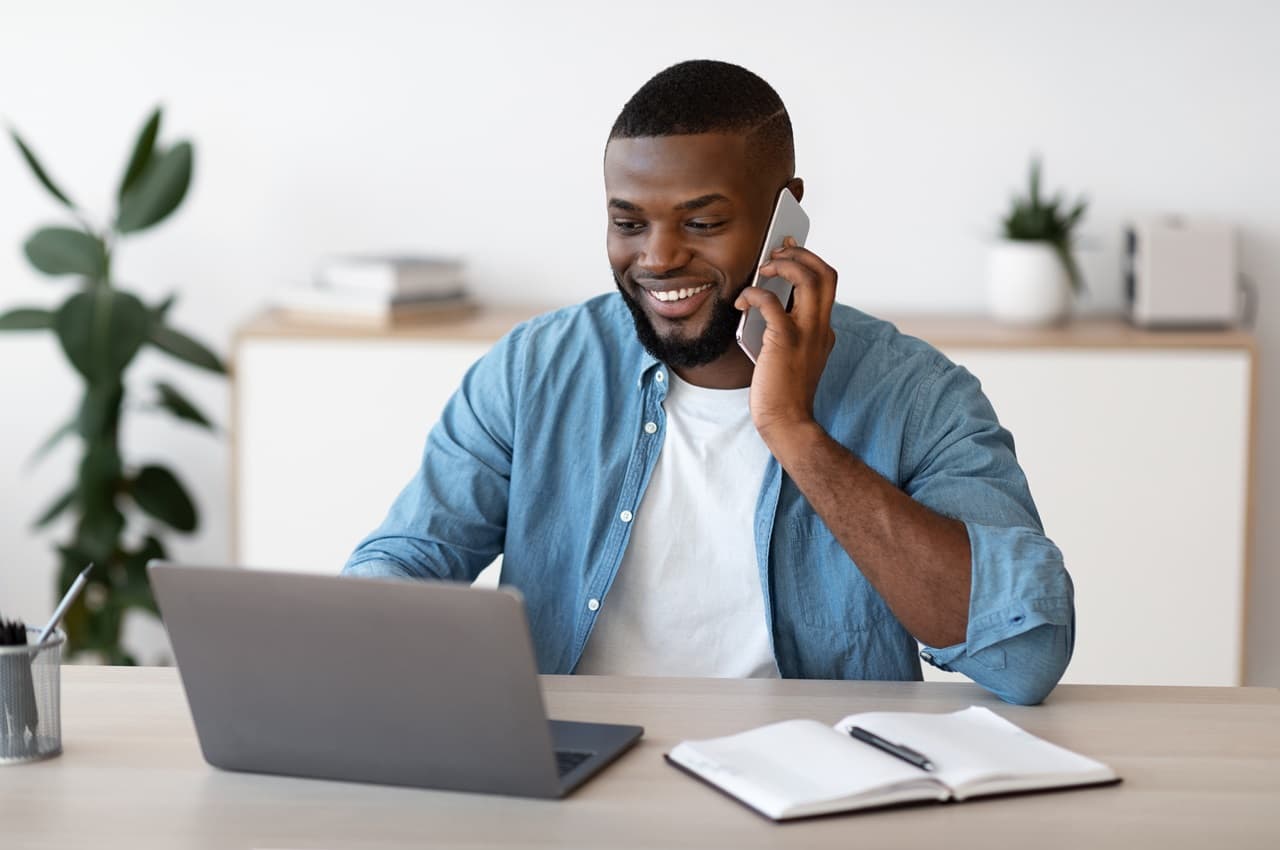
986,240,1073,326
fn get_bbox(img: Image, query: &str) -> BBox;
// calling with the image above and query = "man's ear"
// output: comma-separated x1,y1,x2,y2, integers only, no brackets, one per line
786,177,805,203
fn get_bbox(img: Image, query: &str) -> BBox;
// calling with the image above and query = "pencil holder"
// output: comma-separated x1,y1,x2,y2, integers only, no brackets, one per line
0,628,63,764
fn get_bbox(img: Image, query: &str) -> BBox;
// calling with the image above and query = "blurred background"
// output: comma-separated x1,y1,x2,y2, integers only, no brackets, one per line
1,0,1275,685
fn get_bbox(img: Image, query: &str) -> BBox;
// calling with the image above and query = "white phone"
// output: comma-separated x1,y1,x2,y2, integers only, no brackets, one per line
735,187,811,363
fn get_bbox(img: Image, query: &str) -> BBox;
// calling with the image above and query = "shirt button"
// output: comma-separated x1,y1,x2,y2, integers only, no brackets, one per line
619,510,634,523
587,598,600,612
920,650,934,663
655,371,665,382
643,421,658,434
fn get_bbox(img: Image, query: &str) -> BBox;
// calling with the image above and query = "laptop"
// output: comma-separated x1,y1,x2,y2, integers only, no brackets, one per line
148,564,643,798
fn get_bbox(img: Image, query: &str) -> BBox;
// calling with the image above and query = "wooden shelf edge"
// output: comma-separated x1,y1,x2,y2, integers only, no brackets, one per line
886,314,1256,351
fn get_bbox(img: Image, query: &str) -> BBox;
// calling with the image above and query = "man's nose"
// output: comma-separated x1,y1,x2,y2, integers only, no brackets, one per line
636,226,691,275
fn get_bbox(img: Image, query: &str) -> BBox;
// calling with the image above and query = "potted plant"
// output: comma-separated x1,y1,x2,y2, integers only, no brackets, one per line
987,156,1089,325
0,107,226,664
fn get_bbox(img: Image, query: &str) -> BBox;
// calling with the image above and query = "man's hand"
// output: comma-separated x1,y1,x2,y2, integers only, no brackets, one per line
734,237,837,452
736,239,972,648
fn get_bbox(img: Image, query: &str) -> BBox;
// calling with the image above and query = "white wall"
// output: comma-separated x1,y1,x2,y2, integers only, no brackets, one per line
1,0,1276,681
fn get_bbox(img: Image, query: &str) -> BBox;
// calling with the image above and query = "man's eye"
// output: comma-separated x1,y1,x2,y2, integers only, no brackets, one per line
612,219,645,232
687,220,726,232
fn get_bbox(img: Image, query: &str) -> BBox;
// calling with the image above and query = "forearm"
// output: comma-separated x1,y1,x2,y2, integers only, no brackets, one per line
766,421,972,648
343,504,487,580
918,521,1075,704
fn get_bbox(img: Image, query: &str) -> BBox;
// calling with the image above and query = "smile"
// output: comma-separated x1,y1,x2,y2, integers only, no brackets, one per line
647,283,714,302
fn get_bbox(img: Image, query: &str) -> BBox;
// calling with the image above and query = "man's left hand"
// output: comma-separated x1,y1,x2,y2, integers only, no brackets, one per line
734,237,837,450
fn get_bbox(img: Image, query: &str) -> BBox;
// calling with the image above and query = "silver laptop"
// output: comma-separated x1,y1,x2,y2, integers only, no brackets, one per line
149,564,643,798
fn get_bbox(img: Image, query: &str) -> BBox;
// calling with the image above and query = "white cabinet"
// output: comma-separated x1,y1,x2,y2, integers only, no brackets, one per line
232,309,535,579
897,318,1254,687
233,311,1254,687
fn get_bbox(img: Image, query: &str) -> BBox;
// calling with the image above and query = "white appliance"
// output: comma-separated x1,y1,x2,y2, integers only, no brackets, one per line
1124,217,1239,327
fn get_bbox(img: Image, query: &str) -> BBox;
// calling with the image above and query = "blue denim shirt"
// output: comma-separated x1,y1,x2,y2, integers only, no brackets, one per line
343,294,1075,705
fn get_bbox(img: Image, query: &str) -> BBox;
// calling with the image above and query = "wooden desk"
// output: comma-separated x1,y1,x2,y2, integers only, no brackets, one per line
1,668,1276,848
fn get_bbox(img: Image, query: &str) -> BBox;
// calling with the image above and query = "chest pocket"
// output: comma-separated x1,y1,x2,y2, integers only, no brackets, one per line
785,515,896,633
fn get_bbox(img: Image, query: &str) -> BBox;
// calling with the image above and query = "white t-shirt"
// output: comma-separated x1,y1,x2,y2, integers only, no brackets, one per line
575,371,778,678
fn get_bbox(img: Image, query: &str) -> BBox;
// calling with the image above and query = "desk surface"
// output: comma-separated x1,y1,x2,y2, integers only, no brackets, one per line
2,668,1277,849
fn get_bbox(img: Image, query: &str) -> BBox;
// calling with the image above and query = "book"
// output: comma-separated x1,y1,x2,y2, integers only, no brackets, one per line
665,706,1119,822
314,255,466,298
268,286,476,328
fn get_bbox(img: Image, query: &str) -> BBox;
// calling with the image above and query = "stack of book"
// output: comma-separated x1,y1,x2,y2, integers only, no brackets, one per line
272,255,474,327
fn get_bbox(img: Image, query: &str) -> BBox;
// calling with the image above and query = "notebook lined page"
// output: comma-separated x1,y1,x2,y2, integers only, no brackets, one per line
670,718,943,817
835,706,1115,795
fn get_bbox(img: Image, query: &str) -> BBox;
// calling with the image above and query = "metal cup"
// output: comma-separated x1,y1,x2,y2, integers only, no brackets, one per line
0,627,64,764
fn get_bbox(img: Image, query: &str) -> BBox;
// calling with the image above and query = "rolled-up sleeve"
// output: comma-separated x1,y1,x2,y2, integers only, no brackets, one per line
341,327,523,582
902,358,1075,705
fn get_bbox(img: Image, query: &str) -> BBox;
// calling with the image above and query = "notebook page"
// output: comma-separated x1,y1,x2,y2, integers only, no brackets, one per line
834,707,1116,798
669,719,945,819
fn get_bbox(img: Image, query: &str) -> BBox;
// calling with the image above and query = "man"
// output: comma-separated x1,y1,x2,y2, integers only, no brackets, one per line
344,60,1074,705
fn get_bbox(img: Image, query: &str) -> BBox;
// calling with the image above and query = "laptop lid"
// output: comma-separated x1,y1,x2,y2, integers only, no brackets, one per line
149,564,636,798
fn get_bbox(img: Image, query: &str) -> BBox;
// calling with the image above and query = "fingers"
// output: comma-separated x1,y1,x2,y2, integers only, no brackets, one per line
776,237,838,290
734,285,795,344
758,238,837,331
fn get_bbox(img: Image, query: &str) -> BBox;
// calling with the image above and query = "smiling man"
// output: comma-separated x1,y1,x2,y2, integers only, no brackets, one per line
344,61,1075,705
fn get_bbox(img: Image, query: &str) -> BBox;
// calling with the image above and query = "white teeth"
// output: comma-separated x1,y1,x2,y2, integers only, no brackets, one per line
652,283,711,302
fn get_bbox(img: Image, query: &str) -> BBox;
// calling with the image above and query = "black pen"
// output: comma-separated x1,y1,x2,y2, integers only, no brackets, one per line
847,726,936,772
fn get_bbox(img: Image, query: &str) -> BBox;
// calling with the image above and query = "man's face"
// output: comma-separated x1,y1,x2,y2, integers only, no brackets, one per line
604,134,777,368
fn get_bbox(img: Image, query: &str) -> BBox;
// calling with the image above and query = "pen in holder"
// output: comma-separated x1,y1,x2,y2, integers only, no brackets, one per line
0,624,64,764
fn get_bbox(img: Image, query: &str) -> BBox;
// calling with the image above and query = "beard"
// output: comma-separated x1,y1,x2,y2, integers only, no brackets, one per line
613,270,752,369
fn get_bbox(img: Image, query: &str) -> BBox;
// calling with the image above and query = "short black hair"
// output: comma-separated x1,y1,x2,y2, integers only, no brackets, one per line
609,60,794,176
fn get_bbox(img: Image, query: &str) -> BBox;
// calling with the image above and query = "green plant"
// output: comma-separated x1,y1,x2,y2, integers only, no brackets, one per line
1,107,226,664
1001,156,1089,293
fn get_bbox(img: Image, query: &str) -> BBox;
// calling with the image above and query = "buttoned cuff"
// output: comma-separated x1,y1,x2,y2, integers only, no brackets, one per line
919,595,1073,672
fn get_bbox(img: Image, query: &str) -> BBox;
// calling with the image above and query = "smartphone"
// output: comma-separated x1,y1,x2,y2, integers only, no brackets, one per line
735,188,811,363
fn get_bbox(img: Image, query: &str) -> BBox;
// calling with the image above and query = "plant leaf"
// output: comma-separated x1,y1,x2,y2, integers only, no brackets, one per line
154,380,215,430
1066,198,1089,227
131,464,197,532
57,544,95,589
80,594,126,659
123,535,166,583
1052,240,1087,294
78,447,127,560
77,503,125,564
117,536,166,616
25,418,77,470
77,382,125,440
78,441,123,517
1002,157,1086,244
118,107,162,201
116,142,193,233
149,323,226,373
114,583,160,617
55,288,152,382
33,486,77,528
0,307,55,331
23,226,106,278
104,646,138,666
152,292,177,321
10,127,77,209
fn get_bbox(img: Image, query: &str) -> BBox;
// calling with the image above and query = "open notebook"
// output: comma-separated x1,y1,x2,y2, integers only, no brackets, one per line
666,706,1119,821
